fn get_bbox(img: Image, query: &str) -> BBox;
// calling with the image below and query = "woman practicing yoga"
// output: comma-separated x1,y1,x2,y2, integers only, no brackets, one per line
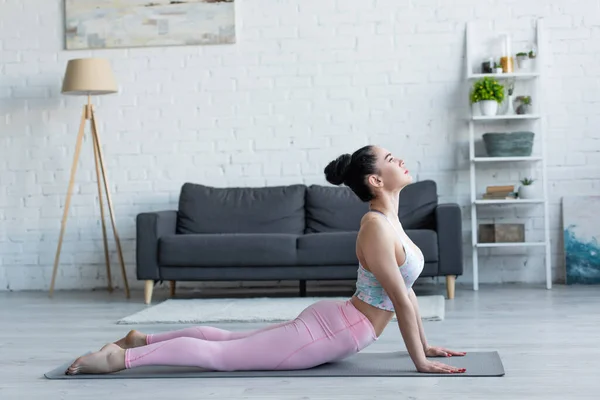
66,145,466,375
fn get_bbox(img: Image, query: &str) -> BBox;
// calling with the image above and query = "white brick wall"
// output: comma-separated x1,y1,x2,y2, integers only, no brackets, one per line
1,0,599,291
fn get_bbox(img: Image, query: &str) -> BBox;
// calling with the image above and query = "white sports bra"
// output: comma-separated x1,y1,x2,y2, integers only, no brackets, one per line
353,210,425,311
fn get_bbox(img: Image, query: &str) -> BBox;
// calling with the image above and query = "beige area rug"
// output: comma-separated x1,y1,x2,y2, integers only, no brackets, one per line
117,296,445,324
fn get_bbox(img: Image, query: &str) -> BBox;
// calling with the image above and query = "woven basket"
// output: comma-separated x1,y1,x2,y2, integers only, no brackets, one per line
482,132,534,157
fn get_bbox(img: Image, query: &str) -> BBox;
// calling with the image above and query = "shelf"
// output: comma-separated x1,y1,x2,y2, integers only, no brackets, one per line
472,114,540,121
468,72,540,80
473,156,542,162
475,242,546,248
474,199,545,205
466,18,552,291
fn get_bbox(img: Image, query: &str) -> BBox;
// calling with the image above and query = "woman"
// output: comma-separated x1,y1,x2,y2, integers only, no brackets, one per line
66,145,466,375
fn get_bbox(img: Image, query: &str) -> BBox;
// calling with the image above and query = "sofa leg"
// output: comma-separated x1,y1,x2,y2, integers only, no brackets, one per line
144,280,154,305
299,280,307,297
170,281,176,298
446,275,456,300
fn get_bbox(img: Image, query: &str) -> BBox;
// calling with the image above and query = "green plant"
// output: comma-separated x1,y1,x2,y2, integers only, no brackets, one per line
520,177,535,185
470,77,505,104
516,52,528,57
528,50,536,58
517,95,532,105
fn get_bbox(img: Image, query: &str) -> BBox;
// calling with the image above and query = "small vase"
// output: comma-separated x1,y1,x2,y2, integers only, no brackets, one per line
480,100,498,116
501,56,514,73
518,184,537,199
505,95,515,115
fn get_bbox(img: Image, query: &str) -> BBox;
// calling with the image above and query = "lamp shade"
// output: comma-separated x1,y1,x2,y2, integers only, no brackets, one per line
61,58,118,96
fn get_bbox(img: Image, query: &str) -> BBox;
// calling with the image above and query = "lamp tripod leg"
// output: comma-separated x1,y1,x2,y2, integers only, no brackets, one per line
49,106,87,297
92,119,113,293
90,106,130,299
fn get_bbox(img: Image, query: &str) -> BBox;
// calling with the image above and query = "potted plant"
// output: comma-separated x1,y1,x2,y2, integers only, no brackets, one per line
516,52,531,70
469,89,478,116
471,77,505,116
516,96,532,114
494,62,503,74
518,178,537,199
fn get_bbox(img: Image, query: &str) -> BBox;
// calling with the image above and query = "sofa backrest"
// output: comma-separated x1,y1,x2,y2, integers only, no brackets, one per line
305,185,369,233
176,183,306,235
398,180,438,229
176,180,438,235
306,180,438,232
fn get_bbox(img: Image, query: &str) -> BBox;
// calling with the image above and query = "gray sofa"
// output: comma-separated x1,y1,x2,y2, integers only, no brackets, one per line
136,180,463,304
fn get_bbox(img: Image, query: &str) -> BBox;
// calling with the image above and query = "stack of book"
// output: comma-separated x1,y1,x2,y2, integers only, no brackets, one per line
482,185,516,200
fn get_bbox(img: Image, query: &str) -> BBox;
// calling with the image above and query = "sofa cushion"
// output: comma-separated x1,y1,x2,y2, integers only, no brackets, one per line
159,234,298,267
305,185,369,233
405,229,438,262
296,230,437,267
399,180,438,230
297,232,359,265
176,183,306,235
421,262,439,277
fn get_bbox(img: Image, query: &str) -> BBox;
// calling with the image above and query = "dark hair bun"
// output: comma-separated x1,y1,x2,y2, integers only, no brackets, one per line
324,153,352,185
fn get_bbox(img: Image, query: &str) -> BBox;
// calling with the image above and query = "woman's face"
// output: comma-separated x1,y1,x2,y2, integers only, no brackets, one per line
370,146,413,191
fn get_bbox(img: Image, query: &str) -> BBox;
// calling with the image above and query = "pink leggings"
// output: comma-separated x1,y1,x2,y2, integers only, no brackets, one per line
125,299,378,371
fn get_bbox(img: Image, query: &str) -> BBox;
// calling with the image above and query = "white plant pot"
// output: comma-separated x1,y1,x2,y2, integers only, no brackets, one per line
494,67,503,74
480,100,498,116
518,184,537,199
517,57,532,71
471,102,481,116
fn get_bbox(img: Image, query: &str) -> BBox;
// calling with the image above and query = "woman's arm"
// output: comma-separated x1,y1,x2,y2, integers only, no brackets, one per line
358,220,464,374
409,289,467,358
408,288,428,351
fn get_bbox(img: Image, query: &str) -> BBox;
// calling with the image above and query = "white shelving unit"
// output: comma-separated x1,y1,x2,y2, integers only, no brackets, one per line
472,114,541,121
465,19,552,291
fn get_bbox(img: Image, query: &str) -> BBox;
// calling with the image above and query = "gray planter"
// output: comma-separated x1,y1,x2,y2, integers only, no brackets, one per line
482,131,535,157
517,104,531,115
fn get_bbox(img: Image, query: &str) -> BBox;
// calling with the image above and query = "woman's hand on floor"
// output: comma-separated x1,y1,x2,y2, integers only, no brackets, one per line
424,345,466,358
416,360,466,374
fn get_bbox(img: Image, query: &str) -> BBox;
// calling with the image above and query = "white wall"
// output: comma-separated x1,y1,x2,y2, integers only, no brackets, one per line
1,0,599,291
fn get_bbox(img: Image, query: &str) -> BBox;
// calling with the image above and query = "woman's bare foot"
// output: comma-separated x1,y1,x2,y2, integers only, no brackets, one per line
65,343,126,375
114,330,147,349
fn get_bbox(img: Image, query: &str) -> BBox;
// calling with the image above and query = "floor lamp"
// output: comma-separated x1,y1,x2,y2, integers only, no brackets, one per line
49,58,130,299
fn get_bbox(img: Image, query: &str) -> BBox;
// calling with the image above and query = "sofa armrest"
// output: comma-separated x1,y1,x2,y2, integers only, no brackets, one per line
136,210,177,280
435,203,463,276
